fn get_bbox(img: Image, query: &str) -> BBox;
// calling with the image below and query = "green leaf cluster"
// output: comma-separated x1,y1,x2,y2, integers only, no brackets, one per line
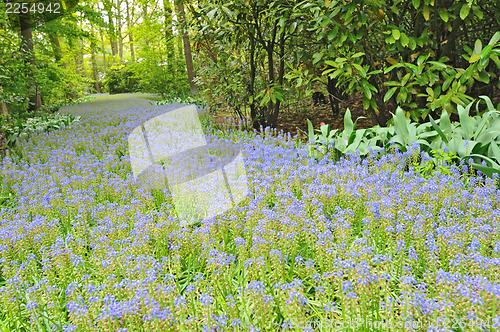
1,113,81,149
307,96,500,182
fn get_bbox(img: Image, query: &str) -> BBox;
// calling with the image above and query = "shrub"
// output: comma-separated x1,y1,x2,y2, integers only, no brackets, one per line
105,63,140,94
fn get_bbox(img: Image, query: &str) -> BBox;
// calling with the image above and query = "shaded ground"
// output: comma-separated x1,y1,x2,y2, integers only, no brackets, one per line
211,88,500,141
211,93,374,140
276,93,372,138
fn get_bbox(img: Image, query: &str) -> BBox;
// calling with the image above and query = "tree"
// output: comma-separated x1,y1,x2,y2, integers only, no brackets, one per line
176,0,198,96
19,8,41,111
125,0,135,61
191,0,296,129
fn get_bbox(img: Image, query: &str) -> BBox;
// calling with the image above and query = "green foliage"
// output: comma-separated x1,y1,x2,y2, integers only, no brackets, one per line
1,113,81,149
191,0,297,128
104,56,190,97
383,32,500,120
37,61,91,106
156,94,206,108
133,50,190,98
105,63,140,94
295,0,500,125
0,50,31,114
307,96,500,182
324,52,381,112
411,148,461,179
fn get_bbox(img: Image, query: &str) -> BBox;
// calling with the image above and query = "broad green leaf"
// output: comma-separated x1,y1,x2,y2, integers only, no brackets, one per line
479,96,496,112
362,96,370,109
474,39,483,54
448,135,465,157
479,44,493,67
467,154,500,167
408,37,416,50
460,3,470,20
344,108,354,138
429,115,448,143
415,139,431,148
440,110,452,136
400,33,409,47
386,57,399,65
428,61,447,68
489,140,500,164
394,107,409,144
439,9,449,22
489,31,500,46
384,87,397,102
307,119,315,143
345,130,364,153
392,29,401,40
423,6,430,21
478,70,490,84
471,163,500,180
474,112,492,139
362,83,372,99
412,0,420,8
417,131,437,139
385,35,396,44
458,104,473,139
469,53,480,63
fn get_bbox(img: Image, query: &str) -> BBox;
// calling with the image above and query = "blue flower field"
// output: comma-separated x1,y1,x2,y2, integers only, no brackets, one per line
0,95,499,331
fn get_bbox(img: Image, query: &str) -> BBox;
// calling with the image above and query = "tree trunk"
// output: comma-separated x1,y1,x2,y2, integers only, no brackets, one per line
163,0,176,89
100,31,107,71
19,10,40,112
265,22,278,128
91,40,101,93
80,46,85,74
126,0,135,62
104,1,118,57
68,38,80,75
0,85,8,118
143,3,150,47
116,0,123,60
248,36,260,130
49,34,62,62
269,28,286,129
0,102,8,118
176,0,198,96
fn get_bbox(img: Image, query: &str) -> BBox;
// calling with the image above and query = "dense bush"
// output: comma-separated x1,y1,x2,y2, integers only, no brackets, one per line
104,58,191,97
191,0,500,128
35,62,91,107
105,63,141,94
135,55,190,98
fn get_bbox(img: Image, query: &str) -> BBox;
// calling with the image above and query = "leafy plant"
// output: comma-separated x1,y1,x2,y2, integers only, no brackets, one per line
307,95,500,183
411,148,461,179
156,94,207,109
1,113,82,149
105,63,140,95
384,32,500,121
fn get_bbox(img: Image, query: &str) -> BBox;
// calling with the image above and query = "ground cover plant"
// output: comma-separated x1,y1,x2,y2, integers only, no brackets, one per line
306,96,500,182
0,94,499,331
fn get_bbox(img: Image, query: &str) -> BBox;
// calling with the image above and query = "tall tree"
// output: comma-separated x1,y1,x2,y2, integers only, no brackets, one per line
103,0,118,57
176,0,197,96
19,9,40,111
116,0,124,60
125,0,135,61
100,29,107,71
164,0,175,80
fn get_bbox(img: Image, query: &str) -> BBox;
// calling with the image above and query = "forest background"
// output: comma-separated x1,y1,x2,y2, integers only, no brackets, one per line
0,0,499,134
